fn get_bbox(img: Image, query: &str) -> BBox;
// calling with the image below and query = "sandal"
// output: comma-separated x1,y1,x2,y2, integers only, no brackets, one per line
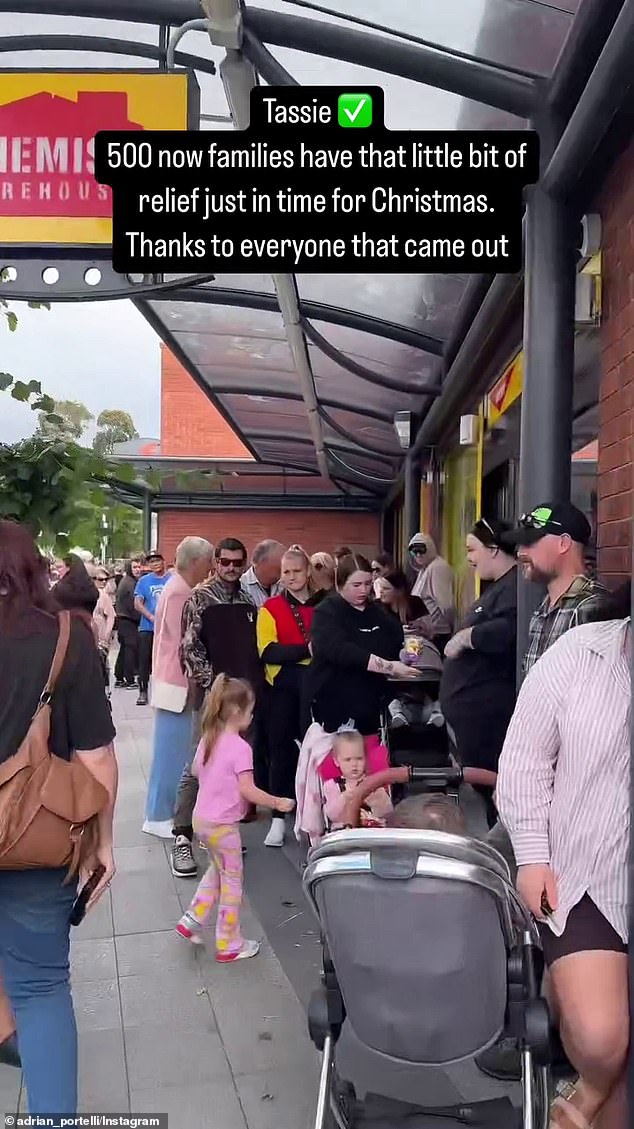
549,1085,592,1129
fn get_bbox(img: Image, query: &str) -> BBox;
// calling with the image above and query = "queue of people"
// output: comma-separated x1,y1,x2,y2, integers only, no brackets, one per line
0,504,630,1128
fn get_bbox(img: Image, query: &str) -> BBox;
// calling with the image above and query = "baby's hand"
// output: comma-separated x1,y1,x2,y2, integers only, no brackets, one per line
277,798,296,813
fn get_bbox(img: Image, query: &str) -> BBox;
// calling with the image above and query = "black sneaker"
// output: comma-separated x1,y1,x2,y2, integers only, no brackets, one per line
114,680,126,689
137,691,148,706
0,1033,20,1068
171,835,197,878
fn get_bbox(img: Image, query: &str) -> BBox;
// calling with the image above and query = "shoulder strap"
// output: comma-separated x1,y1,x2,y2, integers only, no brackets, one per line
284,593,310,645
40,611,71,705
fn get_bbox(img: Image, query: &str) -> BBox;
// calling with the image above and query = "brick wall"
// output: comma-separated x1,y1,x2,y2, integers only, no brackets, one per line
158,510,380,566
597,136,634,588
160,345,252,459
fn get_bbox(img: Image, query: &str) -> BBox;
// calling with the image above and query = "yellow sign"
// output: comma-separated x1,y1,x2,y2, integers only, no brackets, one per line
0,72,194,245
487,351,523,425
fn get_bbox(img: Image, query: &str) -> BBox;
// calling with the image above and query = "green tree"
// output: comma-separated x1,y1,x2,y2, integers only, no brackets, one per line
93,408,139,458
34,398,93,443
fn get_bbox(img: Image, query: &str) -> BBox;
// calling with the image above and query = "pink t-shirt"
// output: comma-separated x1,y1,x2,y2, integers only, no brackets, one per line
192,732,253,826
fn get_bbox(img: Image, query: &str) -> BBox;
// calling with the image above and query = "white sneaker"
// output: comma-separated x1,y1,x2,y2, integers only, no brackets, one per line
142,819,174,839
264,817,286,848
216,939,260,963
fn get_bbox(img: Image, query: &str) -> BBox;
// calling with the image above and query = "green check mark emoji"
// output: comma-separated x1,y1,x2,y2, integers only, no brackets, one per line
338,93,373,128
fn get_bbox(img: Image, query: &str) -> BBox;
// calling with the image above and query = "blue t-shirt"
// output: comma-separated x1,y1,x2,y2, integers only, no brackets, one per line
134,573,170,632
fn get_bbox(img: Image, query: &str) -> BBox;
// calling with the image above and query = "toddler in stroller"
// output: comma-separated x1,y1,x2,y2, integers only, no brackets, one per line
304,765,551,1129
322,725,393,832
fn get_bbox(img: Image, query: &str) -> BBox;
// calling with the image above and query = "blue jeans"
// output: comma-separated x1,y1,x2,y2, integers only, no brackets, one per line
0,869,77,1114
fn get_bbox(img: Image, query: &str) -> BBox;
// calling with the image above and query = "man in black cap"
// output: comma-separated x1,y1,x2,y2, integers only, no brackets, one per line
502,502,610,675
477,501,613,1083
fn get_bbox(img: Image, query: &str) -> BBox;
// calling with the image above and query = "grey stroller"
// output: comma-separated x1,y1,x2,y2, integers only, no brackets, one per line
303,768,551,1129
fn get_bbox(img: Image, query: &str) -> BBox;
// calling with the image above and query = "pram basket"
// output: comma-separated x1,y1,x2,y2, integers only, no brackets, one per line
303,770,551,1129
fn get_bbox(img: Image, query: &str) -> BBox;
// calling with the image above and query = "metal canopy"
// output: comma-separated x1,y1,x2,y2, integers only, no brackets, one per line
0,0,615,496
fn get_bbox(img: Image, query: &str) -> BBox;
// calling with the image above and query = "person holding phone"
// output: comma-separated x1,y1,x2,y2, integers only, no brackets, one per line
0,521,118,1115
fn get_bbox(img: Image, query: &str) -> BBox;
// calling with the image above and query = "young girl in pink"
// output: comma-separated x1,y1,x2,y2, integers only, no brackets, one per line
323,727,393,831
176,674,295,961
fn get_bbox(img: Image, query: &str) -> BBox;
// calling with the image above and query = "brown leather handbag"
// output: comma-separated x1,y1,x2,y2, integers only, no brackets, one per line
0,611,109,879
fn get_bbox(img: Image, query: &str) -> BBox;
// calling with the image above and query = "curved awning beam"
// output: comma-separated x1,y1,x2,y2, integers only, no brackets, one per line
302,318,442,396
158,286,444,355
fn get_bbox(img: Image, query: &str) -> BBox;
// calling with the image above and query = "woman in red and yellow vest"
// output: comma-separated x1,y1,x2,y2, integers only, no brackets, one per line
257,545,323,848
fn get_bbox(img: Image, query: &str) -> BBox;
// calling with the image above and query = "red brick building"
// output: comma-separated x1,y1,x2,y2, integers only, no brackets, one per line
156,345,380,562
597,137,634,588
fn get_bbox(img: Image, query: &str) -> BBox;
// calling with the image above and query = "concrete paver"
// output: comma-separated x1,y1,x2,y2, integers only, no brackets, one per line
2,690,319,1128
0,686,515,1127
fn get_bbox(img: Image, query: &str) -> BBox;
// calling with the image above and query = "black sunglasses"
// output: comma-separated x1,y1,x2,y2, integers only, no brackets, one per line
217,557,245,568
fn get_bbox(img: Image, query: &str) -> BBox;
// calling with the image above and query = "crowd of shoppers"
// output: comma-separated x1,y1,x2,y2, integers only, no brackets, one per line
1,499,628,1126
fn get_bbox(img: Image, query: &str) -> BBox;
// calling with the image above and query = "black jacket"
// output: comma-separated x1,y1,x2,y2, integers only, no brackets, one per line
440,566,518,706
115,573,140,623
307,592,403,735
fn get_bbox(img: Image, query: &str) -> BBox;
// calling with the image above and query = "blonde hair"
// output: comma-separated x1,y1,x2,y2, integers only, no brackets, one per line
310,551,335,587
200,673,254,765
332,728,365,762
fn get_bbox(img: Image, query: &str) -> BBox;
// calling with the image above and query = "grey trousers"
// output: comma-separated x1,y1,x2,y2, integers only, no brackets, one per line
172,710,201,840
486,821,517,883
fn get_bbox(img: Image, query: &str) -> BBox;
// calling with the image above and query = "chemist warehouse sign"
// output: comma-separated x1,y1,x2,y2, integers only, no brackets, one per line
0,71,196,245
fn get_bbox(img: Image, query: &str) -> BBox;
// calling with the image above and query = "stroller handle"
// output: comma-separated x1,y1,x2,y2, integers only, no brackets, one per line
342,762,464,829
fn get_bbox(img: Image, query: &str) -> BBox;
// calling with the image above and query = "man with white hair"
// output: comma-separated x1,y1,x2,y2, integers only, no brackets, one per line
143,537,214,838
240,540,284,607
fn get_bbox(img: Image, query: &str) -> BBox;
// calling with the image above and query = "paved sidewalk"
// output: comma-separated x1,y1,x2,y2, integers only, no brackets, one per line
0,690,319,1127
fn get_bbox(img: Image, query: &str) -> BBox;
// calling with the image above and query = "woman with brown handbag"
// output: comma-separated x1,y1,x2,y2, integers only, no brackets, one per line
0,521,118,1115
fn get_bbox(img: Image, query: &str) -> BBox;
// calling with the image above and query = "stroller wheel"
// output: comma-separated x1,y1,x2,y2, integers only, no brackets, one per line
328,1076,357,1129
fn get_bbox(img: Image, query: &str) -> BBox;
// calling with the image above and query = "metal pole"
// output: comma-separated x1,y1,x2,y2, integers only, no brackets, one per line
142,492,152,555
516,187,577,675
541,0,634,198
404,454,420,545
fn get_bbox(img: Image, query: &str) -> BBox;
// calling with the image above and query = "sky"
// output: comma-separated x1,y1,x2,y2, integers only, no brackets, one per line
0,300,161,444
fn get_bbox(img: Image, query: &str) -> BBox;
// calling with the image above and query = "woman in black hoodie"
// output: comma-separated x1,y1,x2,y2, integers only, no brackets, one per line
113,557,143,688
308,553,418,738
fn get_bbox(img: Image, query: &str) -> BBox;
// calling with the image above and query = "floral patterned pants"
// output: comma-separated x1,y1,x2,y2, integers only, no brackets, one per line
188,823,243,955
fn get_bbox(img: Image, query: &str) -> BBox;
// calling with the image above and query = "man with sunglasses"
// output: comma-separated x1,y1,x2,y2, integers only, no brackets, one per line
477,501,612,1083
171,538,264,877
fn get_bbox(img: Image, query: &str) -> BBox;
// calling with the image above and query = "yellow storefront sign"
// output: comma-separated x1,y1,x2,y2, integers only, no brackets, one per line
0,71,194,245
487,352,523,425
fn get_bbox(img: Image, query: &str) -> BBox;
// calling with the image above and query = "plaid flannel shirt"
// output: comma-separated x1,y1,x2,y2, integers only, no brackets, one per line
523,575,612,674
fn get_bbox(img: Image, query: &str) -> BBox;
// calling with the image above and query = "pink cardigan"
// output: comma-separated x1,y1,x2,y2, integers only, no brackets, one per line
151,572,192,711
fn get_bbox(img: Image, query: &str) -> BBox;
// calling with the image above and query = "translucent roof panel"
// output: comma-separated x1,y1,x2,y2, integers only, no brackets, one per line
267,41,524,130
299,276,465,342
309,321,440,387
272,0,579,77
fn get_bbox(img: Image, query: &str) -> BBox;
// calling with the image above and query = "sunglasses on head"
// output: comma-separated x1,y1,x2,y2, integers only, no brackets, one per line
217,557,245,568
519,510,562,531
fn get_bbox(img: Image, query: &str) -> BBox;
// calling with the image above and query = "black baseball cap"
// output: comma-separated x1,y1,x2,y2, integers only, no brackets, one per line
503,502,592,547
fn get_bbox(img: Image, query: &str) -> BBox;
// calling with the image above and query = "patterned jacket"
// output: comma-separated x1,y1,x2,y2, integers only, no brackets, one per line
180,579,253,691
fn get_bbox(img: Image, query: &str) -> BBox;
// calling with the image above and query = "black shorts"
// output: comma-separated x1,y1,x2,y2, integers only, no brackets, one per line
539,893,627,967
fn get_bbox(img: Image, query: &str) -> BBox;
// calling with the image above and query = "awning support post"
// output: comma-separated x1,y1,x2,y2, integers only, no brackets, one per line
142,491,153,555
516,186,577,676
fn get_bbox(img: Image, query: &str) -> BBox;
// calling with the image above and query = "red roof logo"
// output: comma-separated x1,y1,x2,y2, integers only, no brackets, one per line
0,90,143,217
489,368,512,412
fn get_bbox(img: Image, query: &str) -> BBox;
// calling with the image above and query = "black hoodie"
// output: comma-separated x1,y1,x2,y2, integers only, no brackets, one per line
307,591,403,735
115,564,140,624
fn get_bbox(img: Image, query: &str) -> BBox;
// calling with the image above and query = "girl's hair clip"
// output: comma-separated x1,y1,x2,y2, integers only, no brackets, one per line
336,719,358,734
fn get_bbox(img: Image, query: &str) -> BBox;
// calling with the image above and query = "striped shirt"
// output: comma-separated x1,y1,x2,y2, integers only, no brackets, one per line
497,618,631,942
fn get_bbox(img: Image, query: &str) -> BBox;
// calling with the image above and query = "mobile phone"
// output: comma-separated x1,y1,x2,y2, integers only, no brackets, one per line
540,891,553,916
69,865,106,926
